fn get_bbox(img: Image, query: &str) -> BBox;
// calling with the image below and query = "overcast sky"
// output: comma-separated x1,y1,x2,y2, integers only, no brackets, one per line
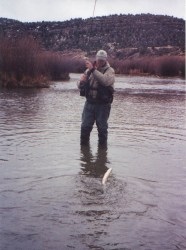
0,0,185,22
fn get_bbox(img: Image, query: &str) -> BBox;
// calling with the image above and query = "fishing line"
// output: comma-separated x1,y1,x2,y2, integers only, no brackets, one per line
93,0,98,17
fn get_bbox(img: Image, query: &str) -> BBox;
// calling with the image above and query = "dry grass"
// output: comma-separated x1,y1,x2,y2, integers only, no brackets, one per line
0,36,73,88
0,36,184,89
110,56,185,77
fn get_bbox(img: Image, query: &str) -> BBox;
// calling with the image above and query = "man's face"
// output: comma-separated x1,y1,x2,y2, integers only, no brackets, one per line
96,59,106,68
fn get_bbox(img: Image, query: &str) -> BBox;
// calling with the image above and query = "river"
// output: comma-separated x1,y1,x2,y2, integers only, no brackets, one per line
0,74,186,250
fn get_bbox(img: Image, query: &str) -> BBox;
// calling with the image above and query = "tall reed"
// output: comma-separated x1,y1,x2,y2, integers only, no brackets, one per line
0,36,73,88
110,56,185,77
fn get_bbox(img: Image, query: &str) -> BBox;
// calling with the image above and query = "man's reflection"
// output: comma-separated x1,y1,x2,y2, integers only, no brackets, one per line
80,144,109,178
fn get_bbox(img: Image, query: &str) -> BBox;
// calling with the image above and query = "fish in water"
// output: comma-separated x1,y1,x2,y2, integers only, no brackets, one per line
102,168,112,185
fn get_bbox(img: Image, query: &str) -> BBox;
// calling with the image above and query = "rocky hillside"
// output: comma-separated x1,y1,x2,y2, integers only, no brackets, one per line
0,14,185,59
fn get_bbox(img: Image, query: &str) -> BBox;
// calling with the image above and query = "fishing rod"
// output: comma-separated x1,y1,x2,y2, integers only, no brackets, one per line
93,0,98,17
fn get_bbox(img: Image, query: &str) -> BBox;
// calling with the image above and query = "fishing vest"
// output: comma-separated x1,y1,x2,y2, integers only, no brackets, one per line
80,67,114,104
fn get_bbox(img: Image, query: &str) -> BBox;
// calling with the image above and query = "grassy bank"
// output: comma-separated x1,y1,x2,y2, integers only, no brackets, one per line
0,36,184,89
110,56,185,77
68,55,185,78
0,37,72,88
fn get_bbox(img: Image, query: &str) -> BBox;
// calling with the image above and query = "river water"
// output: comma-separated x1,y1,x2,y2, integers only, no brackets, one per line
0,74,186,250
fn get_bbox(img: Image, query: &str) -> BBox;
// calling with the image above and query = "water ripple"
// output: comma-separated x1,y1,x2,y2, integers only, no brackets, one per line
0,74,186,250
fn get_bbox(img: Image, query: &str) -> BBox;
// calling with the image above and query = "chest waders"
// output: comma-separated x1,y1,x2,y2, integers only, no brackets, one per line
80,68,113,146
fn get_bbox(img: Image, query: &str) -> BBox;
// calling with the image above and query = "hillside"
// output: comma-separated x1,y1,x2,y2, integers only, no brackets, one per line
0,14,185,59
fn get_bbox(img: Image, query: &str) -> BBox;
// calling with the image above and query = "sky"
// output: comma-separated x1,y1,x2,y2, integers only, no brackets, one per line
0,0,185,22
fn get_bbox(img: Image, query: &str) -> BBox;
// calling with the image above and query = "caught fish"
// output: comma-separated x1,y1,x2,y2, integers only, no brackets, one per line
102,168,112,185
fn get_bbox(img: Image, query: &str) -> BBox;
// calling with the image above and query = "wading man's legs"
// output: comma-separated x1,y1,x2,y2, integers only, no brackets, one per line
95,103,111,145
81,102,95,145
81,102,111,145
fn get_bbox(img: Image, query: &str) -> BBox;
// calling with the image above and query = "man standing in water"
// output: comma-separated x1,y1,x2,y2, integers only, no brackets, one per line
78,50,115,146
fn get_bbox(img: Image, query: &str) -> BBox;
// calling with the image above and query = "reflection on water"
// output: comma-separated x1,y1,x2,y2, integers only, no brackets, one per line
80,144,108,178
0,74,186,249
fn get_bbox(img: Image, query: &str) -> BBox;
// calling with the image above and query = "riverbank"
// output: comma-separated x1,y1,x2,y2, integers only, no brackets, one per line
0,37,185,89
110,55,185,77
0,74,49,88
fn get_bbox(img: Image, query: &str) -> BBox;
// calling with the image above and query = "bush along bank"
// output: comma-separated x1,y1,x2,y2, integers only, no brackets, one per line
0,36,184,89
110,56,185,78
65,54,185,78
0,36,73,88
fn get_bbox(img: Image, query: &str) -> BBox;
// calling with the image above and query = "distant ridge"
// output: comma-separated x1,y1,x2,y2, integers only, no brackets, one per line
0,14,185,59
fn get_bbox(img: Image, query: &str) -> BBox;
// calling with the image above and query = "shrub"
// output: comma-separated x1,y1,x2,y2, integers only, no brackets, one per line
0,36,72,88
155,56,182,77
109,56,185,77
0,36,41,78
162,56,184,77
